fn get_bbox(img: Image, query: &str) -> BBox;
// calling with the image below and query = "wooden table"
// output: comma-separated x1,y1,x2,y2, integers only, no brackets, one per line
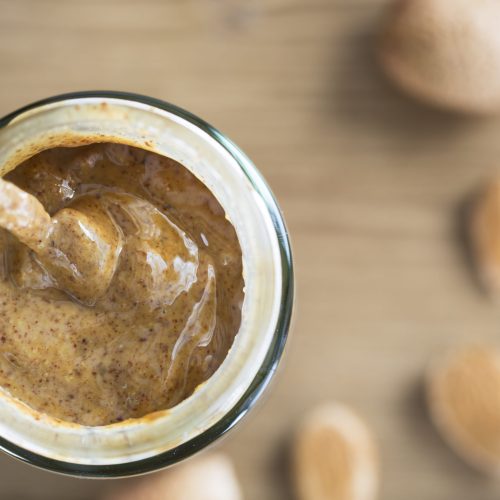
1,0,500,498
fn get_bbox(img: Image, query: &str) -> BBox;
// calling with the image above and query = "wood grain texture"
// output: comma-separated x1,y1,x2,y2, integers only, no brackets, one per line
1,0,500,498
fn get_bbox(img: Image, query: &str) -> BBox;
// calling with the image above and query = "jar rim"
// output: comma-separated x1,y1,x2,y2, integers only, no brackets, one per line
0,91,294,477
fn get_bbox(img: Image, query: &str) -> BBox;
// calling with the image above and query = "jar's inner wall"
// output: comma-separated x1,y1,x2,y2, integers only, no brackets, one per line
0,98,283,466
0,142,244,426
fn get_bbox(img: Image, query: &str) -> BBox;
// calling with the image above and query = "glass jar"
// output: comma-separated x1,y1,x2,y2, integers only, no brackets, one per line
0,91,293,477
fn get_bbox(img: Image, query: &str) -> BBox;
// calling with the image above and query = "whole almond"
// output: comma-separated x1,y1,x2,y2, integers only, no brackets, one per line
378,0,500,114
427,345,500,474
469,180,500,295
293,403,378,500
105,453,243,500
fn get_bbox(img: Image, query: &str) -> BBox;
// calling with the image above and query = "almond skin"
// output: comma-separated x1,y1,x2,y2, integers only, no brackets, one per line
378,0,500,114
427,345,500,474
293,403,379,500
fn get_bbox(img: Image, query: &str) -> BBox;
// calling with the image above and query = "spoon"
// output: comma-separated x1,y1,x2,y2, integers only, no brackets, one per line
0,178,123,304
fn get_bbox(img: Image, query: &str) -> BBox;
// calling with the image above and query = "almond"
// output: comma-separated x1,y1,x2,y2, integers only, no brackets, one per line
105,453,243,500
293,403,379,500
427,345,500,474
469,180,500,295
378,0,500,114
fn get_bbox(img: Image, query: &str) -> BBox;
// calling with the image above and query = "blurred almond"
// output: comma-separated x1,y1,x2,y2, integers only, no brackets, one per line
469,180,500,294
427,345,500,474
105,453,243,500
378,0,500,114
293,403,378,500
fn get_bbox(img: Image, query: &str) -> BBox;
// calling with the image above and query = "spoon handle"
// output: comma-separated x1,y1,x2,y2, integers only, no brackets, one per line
0,178,51,251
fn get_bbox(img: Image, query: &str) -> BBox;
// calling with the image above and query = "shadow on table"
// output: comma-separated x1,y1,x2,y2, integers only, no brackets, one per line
269,434,296,500
322,14,482,148
0,453,110,500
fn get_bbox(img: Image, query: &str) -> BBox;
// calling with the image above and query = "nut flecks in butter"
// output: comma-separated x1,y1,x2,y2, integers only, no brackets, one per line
0,143,244,426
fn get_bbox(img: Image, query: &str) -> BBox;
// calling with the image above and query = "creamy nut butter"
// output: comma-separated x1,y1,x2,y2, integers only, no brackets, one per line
0,143,244,425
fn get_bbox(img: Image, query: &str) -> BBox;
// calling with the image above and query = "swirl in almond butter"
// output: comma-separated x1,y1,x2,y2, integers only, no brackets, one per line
0,143,244,426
